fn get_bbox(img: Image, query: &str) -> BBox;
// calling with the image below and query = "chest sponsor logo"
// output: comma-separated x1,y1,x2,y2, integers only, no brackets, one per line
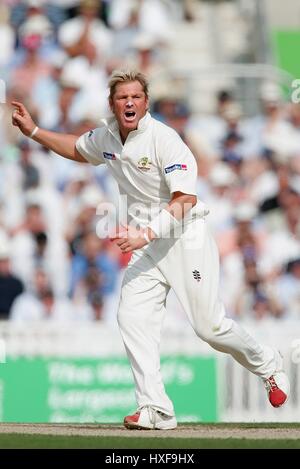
137,157,151,171
164,164,187,174
103,152,117,160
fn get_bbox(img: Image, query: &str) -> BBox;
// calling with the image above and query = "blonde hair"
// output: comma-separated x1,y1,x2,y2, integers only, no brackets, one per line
108,69,149,101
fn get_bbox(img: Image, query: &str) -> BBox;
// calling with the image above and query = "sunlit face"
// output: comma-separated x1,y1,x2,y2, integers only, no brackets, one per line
109,81,149,142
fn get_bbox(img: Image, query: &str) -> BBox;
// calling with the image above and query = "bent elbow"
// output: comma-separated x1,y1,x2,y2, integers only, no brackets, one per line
188,195,197,207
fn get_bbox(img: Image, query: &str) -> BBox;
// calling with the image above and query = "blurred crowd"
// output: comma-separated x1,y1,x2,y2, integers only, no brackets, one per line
0,0,299,324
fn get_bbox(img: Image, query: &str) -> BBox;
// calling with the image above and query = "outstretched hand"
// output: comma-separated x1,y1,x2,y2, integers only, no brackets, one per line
11,101,36,137
110,224,148,253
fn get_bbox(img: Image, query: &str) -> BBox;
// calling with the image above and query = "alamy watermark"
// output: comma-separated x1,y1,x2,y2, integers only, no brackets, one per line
291,79,300,103
95,196,207,249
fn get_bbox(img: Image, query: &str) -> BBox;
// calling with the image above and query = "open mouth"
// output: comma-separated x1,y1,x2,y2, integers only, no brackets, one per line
124,110,136,122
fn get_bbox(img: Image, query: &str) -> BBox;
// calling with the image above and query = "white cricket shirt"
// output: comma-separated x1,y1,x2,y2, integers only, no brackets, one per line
76,112,208,227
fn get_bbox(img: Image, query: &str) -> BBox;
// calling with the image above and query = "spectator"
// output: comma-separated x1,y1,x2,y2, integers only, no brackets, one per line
17,0,54,50
70,231,119,299
130,33,166,79
0,3,15,68
186,89,236,156
9,203,46,280
0,234,24,319
10,202,69,296
259,183,300,277
108,0,172,44
73,264,104,320
205,162,237,233
274,258,300,319
50,59,85,132
234,260,282,320
65,183,105,255
18,139,40,190
110,3,140,58
218,202,269,316
10,269,76,322
10,26,52,97
58,0,112,61
243,81,299,159
32,49,68,129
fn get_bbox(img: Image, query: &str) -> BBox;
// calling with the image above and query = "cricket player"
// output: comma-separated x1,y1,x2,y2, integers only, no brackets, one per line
12,70,290,430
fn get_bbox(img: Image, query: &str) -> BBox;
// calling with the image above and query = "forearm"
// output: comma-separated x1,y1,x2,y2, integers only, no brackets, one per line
12,100,87,163
112,193,197,252
32,128,85,162
166,192,197,220
146,192,197,241
63,24,90,58
64,43,84,58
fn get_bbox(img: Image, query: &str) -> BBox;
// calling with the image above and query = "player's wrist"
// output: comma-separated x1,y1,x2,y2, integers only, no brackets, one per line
148,209,180,239
143,231,150,244
142,227,156,244
29,126,39,139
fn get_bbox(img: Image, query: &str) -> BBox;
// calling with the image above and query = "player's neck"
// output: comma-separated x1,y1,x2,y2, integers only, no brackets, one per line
119,128,136,144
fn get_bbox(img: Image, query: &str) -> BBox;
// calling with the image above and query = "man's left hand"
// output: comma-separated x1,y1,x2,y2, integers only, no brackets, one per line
110,225,148,253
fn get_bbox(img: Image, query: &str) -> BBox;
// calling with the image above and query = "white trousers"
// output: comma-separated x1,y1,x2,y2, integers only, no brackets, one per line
117,218,279,416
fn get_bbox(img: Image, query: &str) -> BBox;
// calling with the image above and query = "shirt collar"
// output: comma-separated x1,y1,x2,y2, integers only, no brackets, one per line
101,112,152,142
135,111,151,132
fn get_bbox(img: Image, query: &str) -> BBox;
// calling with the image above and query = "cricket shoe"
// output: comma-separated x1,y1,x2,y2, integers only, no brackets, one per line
124,406,177,430
264,351,290,408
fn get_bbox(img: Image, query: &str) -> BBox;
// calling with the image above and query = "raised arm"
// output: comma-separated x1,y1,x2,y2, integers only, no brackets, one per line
11,101,87,163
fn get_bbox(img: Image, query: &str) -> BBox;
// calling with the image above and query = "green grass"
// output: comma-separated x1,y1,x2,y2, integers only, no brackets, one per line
0,434,299,449
180,422,300,429
0,423,299,449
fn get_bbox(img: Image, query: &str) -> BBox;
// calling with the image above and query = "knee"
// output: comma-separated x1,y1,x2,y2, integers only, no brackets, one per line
195,317,233,345
195,328,216,344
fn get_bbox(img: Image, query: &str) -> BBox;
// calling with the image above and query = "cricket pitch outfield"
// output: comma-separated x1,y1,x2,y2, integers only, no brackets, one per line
0,423,299,448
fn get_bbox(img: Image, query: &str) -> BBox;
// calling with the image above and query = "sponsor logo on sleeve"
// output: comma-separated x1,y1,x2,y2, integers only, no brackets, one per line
164,164,187,174
103,152,117,160
88,130,94,137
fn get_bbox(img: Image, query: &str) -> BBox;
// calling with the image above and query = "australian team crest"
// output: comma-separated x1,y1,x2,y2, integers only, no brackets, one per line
137,157,151,171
